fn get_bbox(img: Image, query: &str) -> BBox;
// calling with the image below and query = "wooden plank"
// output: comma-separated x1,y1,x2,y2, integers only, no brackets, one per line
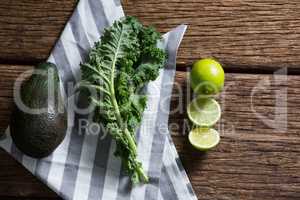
2,1,300,71
0,64,299,199
124,0,300,71
0,0,77,63
170,71,300,200
0,149,60,199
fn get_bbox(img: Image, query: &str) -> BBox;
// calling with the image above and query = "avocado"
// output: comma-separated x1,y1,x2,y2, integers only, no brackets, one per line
10,62,67,158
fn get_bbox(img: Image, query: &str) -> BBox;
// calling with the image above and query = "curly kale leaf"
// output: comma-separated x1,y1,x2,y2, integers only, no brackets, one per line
81,16,166,184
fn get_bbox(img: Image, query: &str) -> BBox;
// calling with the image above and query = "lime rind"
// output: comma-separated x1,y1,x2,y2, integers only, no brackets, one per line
188,128,220,151
187,98,221,127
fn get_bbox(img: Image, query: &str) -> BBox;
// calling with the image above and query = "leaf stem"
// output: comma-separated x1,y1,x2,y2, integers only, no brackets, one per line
107,24,148,182
137,165,149,183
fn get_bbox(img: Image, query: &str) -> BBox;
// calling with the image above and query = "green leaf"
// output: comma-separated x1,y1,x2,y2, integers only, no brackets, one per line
80,16,166,184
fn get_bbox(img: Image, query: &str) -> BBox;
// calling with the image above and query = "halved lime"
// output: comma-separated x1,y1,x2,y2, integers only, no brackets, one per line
187,98,221,127
188,128,220,150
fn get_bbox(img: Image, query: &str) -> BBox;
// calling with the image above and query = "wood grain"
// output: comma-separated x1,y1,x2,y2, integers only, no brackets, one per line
0,149,59,199
124,0,300,71
0,0,77,64
2,1,300,71
170,71,300,200
0,64,299,199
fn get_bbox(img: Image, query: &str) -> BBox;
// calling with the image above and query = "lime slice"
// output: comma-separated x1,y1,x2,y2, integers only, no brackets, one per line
188,128,220,150
187,98,221,127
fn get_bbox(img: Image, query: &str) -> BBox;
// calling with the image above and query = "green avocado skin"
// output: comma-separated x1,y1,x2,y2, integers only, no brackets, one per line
10,62,67,158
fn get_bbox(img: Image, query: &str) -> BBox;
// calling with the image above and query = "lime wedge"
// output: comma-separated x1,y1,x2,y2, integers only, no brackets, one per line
187,98,221,127
188,128,220,150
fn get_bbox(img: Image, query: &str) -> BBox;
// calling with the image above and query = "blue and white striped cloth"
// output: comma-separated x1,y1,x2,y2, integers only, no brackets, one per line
0,0,197,199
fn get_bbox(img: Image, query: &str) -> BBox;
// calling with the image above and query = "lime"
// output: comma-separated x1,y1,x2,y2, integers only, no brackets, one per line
188,128,220,151
191,58,225,95
187,97,221,127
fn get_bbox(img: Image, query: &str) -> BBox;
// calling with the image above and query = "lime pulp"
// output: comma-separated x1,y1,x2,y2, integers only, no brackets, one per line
187,97,221,127
188,128,220,151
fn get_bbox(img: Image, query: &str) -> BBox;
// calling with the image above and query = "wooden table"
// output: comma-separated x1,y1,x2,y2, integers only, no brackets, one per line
1,1,300,199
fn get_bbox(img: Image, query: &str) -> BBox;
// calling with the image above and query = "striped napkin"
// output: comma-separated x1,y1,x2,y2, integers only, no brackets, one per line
0,0,197,199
